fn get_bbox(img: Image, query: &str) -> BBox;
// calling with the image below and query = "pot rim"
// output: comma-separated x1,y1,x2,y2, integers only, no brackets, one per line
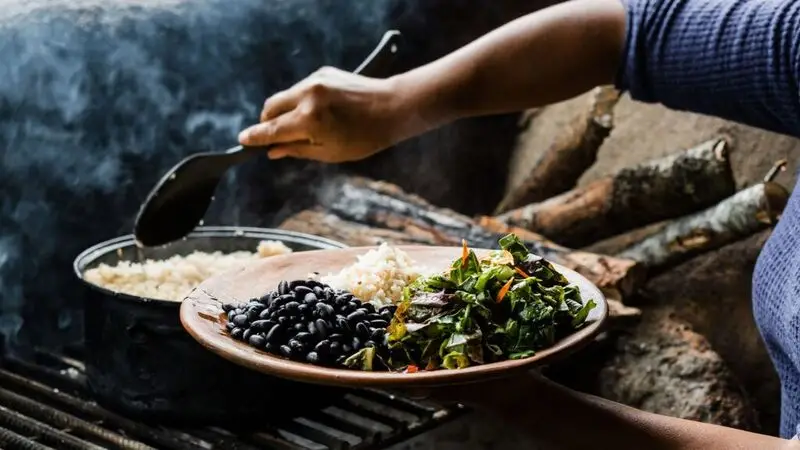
73,226,347,307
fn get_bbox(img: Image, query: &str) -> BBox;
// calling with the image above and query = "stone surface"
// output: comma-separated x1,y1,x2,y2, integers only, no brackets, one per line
597,306,758,430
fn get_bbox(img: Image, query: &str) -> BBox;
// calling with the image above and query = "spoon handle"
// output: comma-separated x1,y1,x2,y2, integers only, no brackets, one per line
354,30,403,77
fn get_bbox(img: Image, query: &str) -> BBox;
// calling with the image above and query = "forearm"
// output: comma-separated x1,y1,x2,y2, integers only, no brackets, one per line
388,0,626,139
479,375,796,450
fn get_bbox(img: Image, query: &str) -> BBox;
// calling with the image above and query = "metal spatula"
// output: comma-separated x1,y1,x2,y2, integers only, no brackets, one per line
133,30,402,247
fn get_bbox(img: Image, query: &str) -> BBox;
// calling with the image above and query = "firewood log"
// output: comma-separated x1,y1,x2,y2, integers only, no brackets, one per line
616,161,790,272
493,138,736,247
496,86,620,213
281,177,646,297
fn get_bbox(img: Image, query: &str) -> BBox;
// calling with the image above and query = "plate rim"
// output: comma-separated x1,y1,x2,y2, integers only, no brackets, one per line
180,245,609,388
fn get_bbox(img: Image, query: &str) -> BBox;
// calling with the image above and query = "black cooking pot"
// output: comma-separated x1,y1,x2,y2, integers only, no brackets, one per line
74,227,347,425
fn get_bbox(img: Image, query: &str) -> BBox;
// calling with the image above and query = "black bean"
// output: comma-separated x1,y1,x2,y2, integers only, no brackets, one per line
341,304,355,316
232,314,249,327
288,339,305,352
294,285,313,296
280,345,293,357
362,302,376,314
314,319,329,339
243,328,253,341
335,355,347,365
289,280,307,290
227,310,238,321
347,310,366,324
370,328,385,341
366,313,382,321
284,301,299,314
293,322,305,332
249,320,269,330
306,351,320,364
329,341,342,356
271,296,288,309
278,316,289,325
349,300,361,309
294,332,312,343
324,287,335,298
364,340,376,348
222,303,236,312
266,324,283,343
264,342,276,353
336,317,351,333
278,280,289,295
334,295,349,306
356,322,370,338
225,322,236,331
258,309,271,319
352,337,362,351
380,310,393,321
303,292,318,305
316,302,335,318
342,344,352,354
314,340,331,355
313,286,324,297
231,327,244,339
249,334,266,347
329,333,344,343
369,319,389,329
298,304,310,317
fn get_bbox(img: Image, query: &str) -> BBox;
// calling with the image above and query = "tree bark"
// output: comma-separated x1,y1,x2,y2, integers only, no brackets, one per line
494,138,737,247
495,86,620,213
617,178,789,272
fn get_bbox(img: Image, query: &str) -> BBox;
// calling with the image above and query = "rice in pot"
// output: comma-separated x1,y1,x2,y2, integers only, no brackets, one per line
83,240,292,301
319,243,428,307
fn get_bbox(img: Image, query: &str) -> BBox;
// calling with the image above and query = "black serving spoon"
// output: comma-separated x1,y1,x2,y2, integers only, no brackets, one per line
133,30,402,247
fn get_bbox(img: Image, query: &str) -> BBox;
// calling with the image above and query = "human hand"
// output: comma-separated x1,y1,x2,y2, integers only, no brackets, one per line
396,370,548,411
238,67,410,163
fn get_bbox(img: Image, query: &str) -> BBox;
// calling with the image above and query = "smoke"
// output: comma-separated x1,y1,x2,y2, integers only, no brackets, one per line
0,0,393,356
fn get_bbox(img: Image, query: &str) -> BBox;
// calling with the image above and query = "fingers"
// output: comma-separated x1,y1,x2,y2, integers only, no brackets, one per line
266,143,319,161
260,89,300,122
238,111,309,147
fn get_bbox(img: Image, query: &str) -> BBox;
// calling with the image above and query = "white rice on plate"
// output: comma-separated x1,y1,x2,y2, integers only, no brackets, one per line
83,240,292,302
318,243,429,307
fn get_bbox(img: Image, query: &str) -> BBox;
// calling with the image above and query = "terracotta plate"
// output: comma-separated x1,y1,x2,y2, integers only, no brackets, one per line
180,246,608,388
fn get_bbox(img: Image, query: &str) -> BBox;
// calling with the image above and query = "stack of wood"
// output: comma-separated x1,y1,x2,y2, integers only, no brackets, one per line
277,86,791,432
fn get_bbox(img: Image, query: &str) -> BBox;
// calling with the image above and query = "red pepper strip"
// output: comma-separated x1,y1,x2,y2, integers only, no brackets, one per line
497,277,514,303
461,239,469,267
514,266,529,278
406,365,420,373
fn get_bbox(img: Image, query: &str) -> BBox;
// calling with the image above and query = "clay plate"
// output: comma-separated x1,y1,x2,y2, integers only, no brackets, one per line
180,246,608,388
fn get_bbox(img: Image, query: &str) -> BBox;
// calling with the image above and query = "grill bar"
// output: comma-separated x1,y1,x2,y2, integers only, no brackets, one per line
0,368,199,450
0,425,56,450
0,404,104,450
0,387,156,450
0,350,465,450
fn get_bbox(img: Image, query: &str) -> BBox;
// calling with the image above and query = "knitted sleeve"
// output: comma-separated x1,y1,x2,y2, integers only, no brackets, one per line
616,0,800,137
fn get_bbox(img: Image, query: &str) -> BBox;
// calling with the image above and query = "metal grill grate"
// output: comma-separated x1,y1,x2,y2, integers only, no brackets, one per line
0,349,463,450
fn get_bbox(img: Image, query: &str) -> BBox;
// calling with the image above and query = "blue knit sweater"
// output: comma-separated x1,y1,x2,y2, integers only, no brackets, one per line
617,0,800,438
